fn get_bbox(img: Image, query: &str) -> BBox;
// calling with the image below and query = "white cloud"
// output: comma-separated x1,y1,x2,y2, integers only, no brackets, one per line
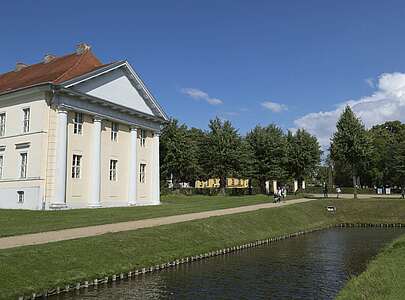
181,88,223,105
294,72,405,149
365,77,375,88
261,101,288,112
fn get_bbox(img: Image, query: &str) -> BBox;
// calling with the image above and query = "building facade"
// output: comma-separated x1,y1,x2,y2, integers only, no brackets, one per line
195,178,249,189
0,44,168,210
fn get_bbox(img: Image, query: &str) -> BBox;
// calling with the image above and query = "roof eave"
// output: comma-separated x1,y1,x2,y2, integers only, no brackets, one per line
0,82,53,99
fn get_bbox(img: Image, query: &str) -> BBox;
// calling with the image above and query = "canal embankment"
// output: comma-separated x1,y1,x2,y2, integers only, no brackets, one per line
337,231,405,300
2,198,405,299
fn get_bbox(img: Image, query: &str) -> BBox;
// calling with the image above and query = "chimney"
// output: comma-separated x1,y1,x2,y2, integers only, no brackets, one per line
15,62,28,71
43,54,56,63
76,43,91,55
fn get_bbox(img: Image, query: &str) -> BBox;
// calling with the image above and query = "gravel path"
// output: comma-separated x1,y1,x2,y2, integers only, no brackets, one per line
0,198,315,250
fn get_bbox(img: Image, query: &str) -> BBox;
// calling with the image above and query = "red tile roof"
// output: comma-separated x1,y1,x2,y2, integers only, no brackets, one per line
0,50,108,94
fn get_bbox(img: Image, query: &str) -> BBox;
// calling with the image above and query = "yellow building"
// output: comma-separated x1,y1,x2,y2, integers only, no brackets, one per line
195,178,248,189
227,178,249,188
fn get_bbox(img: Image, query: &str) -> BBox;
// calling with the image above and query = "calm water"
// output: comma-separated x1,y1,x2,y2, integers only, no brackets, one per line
53,228,404,300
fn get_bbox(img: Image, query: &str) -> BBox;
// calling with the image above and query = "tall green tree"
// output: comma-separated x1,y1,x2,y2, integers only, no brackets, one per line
187,127,208,182
368,121,405,187
393,136,405,194
200,118,247,193
330,106,373,198
246,124,288,192
286,129,321,185
160,119,201,186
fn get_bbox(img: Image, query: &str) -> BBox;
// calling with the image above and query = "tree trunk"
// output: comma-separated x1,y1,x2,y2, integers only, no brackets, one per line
352,167,358,199
248,178,253,195
220,176,226,195
260,179,266,194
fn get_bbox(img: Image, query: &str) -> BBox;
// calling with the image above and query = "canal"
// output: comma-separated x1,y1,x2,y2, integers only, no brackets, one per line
53,228,404,299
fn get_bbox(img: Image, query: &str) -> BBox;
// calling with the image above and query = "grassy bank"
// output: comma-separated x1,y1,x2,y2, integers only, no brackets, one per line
1,199,329,299
2,198,405,299
337,234,405,300
0,194,303,237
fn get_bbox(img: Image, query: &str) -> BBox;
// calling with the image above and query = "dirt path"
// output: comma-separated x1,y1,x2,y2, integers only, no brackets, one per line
0,198,315,250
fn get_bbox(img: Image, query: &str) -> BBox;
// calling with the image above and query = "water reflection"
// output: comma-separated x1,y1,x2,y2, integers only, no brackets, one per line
53,228,404,300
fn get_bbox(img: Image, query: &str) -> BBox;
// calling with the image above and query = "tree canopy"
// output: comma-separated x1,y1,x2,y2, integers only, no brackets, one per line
160,117,324,192
286,129,321,183
330,106,373,198
200,118,249,191
246,125,288,191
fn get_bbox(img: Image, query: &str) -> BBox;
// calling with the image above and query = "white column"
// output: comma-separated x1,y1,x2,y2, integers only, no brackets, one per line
272,180,278,194
265,180,270,194
88,116,102,208
150,131,160,205
302,180,306,190
50,109,68,209
128,127,138,205
294,180,299,192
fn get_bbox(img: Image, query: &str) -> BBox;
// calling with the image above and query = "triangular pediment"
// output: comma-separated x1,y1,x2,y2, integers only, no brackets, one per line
65,63,167,120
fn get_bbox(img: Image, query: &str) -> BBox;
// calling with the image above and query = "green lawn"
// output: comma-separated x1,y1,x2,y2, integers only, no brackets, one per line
0,193,301,237
1,198,405,299
337,234,405,300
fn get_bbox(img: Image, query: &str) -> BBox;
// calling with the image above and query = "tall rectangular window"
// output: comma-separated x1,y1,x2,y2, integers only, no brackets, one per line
140,129,146,147
20,153,27,179
111,122,119,141
109,159,118,181
0,113,6,137
139,163,146,183
23,108,30,133
17,191,24,203
72,155,82,179
73,112,83,135
0,155,3,179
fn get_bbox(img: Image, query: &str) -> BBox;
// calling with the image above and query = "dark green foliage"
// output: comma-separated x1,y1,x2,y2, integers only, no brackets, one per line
368,121,405,187
287,129,322,182
246,124,288,192
200,118,250,190
330,106,373,198
160,119,202,185
332,119,405,191
160,117,322,193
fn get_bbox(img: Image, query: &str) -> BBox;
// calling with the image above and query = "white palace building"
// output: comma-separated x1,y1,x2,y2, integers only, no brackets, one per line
0,44,168,210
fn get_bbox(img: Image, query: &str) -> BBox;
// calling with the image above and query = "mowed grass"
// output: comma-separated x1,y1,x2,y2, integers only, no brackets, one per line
337,235,405,300
1,198,405,299
0,193,300,237
0,199,332,299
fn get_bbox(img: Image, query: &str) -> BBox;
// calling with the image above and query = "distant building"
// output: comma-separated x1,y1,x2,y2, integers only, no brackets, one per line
0,43,168,210
195,178,249,189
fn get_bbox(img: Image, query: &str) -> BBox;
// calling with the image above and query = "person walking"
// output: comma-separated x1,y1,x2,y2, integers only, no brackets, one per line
336,186,341,198
282,186,287,199
323,183,328,198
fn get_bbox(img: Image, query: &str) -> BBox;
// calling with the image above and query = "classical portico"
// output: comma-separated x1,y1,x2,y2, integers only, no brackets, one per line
50,102,163,209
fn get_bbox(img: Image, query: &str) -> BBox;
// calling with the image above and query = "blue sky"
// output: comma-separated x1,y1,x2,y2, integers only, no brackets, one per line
2,0,405,147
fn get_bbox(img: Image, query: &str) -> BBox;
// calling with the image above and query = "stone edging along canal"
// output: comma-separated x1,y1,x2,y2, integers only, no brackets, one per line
17,223,405,300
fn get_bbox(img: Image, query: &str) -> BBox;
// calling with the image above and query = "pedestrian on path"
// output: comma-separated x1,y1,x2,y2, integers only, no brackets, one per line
336,186,341,198
323,183,328,198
